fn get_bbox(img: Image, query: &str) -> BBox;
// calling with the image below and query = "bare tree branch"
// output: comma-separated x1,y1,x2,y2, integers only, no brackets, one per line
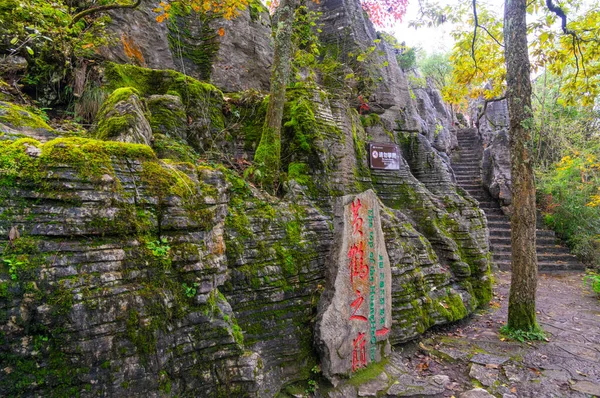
479,24,504,48
471,0,478,69
545,0,587,80
70,0,142,27
477,96,507,125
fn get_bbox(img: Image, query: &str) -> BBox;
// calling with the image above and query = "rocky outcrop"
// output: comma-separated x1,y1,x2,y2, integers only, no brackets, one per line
102,0,273,91
94,87,154,146
472,96,512,211
481,129,512,211
0,100,57,142
408,73,458,154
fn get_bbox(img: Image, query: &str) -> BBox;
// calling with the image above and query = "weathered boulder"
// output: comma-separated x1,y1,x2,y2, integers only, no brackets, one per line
471,93,512,212
317,0,422,133
0,137,251,397
482,128,512,211
471,95,509,147
94,87,153,145
408,73,457,155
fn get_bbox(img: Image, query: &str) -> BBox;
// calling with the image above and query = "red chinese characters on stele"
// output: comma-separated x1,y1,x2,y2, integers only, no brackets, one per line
352,332,367,372
348,198,369,371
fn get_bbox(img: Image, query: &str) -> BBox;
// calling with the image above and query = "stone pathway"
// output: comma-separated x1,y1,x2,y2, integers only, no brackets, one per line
320,271,600,397
452,128,584,271
411,271,600,397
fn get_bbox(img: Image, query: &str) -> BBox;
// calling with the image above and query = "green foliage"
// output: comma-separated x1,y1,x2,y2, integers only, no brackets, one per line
418,52,452,91
290,5,322,86
397,46,417,71
0,0,110,105
3,258,23,281
499,324,547,343
182,282,199,298
584,271,600,297
146,238,171,258
538,148,600,268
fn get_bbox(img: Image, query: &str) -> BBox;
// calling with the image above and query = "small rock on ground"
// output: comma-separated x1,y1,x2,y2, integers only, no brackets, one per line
460,388,495,398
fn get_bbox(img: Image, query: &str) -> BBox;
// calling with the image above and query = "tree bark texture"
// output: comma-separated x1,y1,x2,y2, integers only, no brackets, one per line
504,0,538,331
254,0,299,189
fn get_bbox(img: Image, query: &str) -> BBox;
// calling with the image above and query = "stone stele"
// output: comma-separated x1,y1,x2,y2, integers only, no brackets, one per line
315,189,392,382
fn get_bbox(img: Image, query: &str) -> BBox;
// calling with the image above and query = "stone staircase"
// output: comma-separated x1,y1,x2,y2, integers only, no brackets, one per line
452,128,584,271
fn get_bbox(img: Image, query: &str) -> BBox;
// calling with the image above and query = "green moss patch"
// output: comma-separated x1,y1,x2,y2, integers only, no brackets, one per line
0,101,52,130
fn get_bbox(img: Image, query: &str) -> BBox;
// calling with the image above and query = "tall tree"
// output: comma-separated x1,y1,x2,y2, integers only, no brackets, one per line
254,0,299,190
504,0,539,331
254,0,408,190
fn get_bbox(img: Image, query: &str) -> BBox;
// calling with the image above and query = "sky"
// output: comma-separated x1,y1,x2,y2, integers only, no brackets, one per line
391,0,597,56
391,0,504,55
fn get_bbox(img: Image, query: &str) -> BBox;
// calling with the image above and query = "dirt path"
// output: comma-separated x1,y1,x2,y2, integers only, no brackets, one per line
409,271,600,397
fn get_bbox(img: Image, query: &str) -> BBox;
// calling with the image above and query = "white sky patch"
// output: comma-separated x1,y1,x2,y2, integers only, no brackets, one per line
390,0,597,55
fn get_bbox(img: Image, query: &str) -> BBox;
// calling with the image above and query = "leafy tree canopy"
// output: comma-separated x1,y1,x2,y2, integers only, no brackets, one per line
440,0,600,106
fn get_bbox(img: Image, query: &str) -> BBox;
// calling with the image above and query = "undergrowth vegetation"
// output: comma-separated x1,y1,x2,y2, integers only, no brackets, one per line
533,73,600,269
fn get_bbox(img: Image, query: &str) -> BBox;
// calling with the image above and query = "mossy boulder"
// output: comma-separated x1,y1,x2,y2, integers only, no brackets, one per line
103,62,225,152
0,100,56,142
94,87,153,146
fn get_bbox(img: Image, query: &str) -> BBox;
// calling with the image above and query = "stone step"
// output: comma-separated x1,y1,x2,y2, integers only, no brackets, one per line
461,184,483,190
493,252,579,263
475,200,501,207
488,221,511,229
488,228,556,238
472,196,497,203
455,177,482,182
490,235,557,245
492,244,570,254
486,214,509,222
495,260,584,271
453,164,479,169
481,208,505,216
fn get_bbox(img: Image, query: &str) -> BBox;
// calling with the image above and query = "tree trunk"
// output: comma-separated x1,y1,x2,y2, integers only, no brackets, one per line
504,0,538,331
254,0,298,190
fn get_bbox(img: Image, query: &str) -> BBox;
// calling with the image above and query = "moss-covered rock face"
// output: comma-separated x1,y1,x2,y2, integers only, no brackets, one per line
0,135,255,397
93,87,153,145
147,94,188,139
101,0,273,92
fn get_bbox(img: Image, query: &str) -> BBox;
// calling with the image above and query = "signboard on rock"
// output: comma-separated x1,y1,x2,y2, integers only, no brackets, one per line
315,189,392,381
368,143,400,170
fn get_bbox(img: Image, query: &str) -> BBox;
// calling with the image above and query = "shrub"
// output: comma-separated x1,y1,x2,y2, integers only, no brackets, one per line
584,271,600,297
538,149,600,269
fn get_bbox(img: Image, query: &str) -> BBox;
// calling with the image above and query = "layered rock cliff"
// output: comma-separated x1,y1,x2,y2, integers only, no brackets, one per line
0,0,492,396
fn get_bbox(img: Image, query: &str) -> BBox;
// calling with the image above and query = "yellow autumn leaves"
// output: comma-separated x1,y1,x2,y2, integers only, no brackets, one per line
153,0,249,23
555,152,600,208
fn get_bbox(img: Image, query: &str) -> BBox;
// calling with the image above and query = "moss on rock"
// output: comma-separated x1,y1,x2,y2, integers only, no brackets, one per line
0,101,52,130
